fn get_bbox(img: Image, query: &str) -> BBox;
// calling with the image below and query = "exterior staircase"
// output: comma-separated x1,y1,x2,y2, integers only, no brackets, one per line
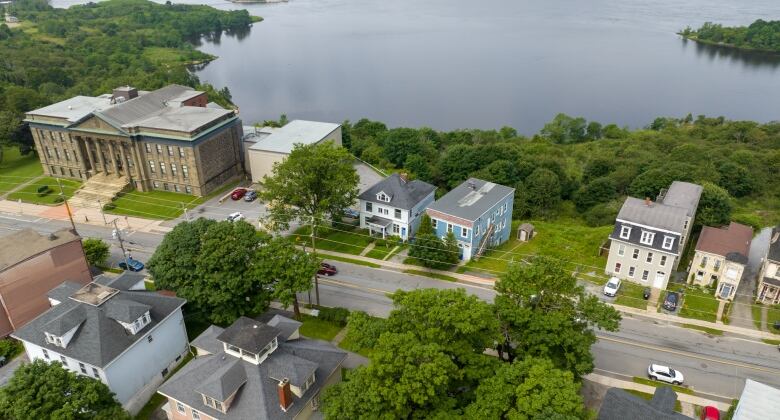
68,173,130,211
474,223,496,261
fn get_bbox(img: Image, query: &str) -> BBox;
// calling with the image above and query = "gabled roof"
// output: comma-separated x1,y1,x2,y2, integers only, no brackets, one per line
94,272,147,291
695,222,753,263
659,181,703,217
266,315,302,342
104,299,151,323
13,282,185,367
192,325,227,355
266,353,318,388
217,317,281,354
427,178,514,222
0,228,82,271
358,173,436,211
616,197,687,233
195,359,247,401
598,387,690,420
159,317,348,420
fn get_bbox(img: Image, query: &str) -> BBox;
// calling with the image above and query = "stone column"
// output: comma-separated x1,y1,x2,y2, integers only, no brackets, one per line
73,136,88,176
94,139,106,173
118,142,129,179
85,138,97,176
107,141,117,175
131,143,146,189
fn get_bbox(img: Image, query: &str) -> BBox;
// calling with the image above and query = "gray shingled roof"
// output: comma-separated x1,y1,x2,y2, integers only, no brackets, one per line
96,85,194,127
616,197,687,233
266,353,318,388
104,299,151,323
427,178,514,222
358,173,436,211
0,228,81,271
598,387,691,420
266,315,302,342
192,325,226,355
159,324,348,420
195,359,247,401
44,306,86,336
217,317,281,354
660,181,703,217
94,272,147,291
768,226,780,263
13,282,185,368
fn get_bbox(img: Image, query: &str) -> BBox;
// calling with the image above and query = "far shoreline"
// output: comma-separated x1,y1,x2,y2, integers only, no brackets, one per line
678,33,780,55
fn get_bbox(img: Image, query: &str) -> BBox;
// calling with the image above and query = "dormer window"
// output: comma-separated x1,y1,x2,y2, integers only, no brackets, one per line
640,230,655,245
620,226,631,239
662,235,674,250
304,373,316,391
120,310,152,335
376,192,391,202
45,333,64,347
203,395,225,413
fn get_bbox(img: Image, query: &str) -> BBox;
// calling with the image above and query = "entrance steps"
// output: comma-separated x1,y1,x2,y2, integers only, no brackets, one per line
69,173,129,211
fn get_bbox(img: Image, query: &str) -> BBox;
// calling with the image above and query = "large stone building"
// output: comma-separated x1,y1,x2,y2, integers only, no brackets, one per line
25,85,244,196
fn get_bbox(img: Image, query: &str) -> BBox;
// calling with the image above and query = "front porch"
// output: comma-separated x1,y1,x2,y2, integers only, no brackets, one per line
365,215,394,240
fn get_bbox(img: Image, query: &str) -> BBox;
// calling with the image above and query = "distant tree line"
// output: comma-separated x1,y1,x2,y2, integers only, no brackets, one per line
342,114,780,228
681,20,780,53
0,0,255,161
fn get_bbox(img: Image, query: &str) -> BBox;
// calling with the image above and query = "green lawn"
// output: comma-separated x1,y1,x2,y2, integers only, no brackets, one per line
299,315,344,341
632,377,693,395
752,303,763,330
107,190,202,220
321,254,381,269
678,286,719,323
681,324,724,336
403,269,457,282
365,242,407,260
0,147,43,194
7,177,81,205
338,334,375,359
293,226,375,256
464,219,611,278
768,304,780,335
624,389,682,413
615,282,649,309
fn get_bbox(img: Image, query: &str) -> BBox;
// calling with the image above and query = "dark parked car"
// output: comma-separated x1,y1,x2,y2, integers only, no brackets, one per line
119,257,145,272
231,188,248,200
244,190,257,202
663,291,679,311
318,263,337,276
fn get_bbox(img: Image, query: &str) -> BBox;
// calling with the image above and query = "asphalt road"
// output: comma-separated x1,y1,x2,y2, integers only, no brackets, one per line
2,213,779,399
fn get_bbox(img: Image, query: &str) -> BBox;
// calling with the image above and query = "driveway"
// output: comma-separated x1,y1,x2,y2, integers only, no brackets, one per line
354,161,385,195
0,354,27,386
731,227,772,330
161,182,266,227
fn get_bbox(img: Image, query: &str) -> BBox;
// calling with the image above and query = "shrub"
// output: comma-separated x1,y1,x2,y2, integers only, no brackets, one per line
36,185,49,194
103,203,116,210
82,238,110,267
0,338,23,359
318,307,350,326
53,196,64,203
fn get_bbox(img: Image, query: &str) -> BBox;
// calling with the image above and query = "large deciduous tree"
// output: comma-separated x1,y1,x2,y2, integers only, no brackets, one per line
494,257,621,376
0,360,129,420
696,182,733,227
257,237,320,319
408,232,459,269
147,217,216,292
522,168,562,218
82,238,109,267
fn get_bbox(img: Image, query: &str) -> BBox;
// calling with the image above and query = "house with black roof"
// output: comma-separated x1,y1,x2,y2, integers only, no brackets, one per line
758,226,780,305
598,386,691,420
358,173,436,241
158,315,347,420
12,272,189,415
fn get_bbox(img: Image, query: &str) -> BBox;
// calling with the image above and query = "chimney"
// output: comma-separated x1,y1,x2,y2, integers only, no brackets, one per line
399,173,408,183
644,197,652,207
112,86,138,102
468,181,476,190
278,378,293,411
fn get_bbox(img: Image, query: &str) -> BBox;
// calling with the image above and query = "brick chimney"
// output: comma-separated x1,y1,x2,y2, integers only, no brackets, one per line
399,173,408,183
644,197,652,206
278,378,293,411
112,86,138,102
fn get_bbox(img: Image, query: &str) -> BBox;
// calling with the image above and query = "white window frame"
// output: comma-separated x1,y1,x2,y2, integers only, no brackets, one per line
447,224,453,234
431,219,437,229
176,402,186,414
646,252,653,264
60,355,68,366
192,409,201,420
79,362,87,374
620,226,631,239
660,255,667,267
461,228,469,238
42,349,49,359
632,249,639,260
642,270,649,281
628,266,635,278
617,244,625,256
394,208,402,219
614,262,621,273
640,230,655,246
662,235,674,250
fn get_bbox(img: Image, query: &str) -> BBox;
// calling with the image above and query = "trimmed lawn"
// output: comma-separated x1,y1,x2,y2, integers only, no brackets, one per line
752,303,763,330
678,286,719,323
0,147,43,194
632,377,693,395
625,389,682,413
299,315,343,341
7,177,81,205
293,226,375,256
107,190,201,220
366,243,407,260
338,334,375,359
615,282,649,309
403,269,457,282
464,219,611,278
768,304,780,335
681,324,724,336
321,254,380,269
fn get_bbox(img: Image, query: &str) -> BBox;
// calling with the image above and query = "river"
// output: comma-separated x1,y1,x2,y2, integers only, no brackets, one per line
52,0,780,133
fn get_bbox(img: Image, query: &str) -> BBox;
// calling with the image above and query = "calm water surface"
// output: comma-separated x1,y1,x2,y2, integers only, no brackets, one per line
53,0,780,133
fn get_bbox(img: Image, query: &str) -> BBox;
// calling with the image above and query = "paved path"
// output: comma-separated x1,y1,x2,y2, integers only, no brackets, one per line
0,354,27,387
359,242,375,257
0,174,44,200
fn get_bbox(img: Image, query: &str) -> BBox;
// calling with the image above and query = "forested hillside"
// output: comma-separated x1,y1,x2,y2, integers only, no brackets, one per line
681,20,780,53
343,114,780,228
0,0,256,157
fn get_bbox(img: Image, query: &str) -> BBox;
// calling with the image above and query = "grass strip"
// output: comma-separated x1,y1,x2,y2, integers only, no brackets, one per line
403,269,457,282
632,376,693,395
321,254,380,268
680,324,724,336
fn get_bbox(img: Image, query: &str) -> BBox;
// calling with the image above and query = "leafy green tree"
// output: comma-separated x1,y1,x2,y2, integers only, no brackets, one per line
628,163,696,199
523,168,561,217
343,311,386,350
717,162,755,197
259,237,319,319
696,182,733,227
573,177,617,211
381,127,435,167
147,218,216,292
82,238,109,267
408,232,458,269
582,158,615,184
465,357,585,420
494,257,620,376
0,360,129,420
260,142,358,304
541,113,588,144
473,159,519,186
417,213,435,236
404,154,433,182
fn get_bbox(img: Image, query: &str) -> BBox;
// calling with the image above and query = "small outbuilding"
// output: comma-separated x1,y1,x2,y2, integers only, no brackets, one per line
517,223,535,242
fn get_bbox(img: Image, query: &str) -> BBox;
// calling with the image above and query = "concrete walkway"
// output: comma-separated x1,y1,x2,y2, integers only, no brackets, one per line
585,373,731,411
359,242,375,257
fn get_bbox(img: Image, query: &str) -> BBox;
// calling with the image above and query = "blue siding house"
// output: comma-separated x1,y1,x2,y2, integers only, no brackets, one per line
426,178,514,261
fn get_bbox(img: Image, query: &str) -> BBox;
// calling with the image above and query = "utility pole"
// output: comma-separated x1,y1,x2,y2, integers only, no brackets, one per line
97,199,108,225
56,179,77,232
183,205,191,221
112,219,131,269
310,215,320,305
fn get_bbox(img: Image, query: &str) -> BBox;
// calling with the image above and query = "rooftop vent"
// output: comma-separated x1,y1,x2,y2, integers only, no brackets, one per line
468,181,476,190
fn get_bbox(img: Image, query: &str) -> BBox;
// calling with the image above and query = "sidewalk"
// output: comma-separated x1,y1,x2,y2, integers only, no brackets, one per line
0,198,171,234
585,373,732,411
316,249,780,341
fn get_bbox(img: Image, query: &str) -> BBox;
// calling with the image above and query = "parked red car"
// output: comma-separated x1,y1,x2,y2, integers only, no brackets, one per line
318,263,337,276
700,406,719,420
231,188,248,200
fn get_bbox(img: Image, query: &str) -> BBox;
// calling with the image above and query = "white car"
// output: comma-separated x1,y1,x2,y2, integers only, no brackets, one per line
603,276,621,297
647,364,684,385
226,212,245,222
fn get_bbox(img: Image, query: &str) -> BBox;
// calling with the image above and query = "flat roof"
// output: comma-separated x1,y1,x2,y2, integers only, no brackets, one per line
248,120,339,154
0,228,82,271
132,106,232,133
26,96,113,124
734,379,780,420
427,178,514,221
